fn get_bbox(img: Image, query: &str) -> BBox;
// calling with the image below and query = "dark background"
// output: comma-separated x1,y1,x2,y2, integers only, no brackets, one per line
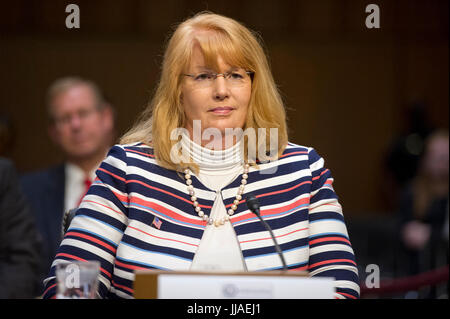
0,0,448,295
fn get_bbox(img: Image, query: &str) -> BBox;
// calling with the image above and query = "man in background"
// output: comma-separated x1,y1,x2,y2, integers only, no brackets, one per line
21,77,115,292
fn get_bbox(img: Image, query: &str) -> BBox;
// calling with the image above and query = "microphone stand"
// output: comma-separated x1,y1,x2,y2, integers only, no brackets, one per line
246,195,288,271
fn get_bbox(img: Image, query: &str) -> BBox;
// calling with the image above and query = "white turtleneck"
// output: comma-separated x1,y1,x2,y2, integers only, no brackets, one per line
181,134,247,272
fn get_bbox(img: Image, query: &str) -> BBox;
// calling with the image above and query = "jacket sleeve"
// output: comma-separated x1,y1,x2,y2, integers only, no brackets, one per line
0,158,41,298
307,148,360,299
42,145,129,299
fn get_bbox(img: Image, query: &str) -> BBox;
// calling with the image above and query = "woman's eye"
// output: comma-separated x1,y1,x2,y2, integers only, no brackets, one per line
230,72,244,79
195,73,212,81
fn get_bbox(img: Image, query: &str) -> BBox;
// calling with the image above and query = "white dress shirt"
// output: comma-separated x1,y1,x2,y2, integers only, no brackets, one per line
64,163,97,213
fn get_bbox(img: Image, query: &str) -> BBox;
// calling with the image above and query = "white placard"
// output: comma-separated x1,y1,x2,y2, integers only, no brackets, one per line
157,274,335,299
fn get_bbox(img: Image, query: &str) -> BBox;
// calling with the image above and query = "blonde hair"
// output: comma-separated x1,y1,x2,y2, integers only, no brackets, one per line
121,12,288,172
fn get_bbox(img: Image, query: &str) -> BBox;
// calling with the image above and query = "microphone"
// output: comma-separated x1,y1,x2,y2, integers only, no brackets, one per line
245,194,287,271
61,208,78,239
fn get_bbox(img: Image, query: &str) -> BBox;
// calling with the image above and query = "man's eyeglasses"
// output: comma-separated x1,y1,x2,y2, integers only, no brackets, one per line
53,107,98,127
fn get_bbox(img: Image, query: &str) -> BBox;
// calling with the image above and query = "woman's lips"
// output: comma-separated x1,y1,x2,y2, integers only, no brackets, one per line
208,106,235,115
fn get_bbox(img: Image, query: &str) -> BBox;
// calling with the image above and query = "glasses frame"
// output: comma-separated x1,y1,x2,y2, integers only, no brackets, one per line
52,107,99,128
182,70,255,83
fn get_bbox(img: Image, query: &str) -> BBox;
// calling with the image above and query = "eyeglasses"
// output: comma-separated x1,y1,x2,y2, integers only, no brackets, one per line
53,107,98,128
182,70,254,88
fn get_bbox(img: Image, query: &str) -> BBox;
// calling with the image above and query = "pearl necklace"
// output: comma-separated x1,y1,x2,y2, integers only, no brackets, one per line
184,163,250,227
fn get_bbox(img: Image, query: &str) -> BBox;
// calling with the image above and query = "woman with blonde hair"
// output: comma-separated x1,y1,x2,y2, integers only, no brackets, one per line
43,12,359,299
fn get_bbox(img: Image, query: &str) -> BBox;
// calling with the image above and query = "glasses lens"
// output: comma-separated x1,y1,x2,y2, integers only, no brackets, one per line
186,69,251,88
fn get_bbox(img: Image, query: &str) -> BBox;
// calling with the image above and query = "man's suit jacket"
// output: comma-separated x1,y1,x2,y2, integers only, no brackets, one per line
20,164,66,288
0,158,41,298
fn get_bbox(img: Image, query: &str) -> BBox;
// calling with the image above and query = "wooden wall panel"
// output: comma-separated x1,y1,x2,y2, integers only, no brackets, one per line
0,0,448,215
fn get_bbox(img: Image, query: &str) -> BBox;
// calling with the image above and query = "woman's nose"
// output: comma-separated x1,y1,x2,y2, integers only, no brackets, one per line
212,76,230,101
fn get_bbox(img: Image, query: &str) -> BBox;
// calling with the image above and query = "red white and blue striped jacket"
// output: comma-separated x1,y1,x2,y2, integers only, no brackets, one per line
42,142,360,299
